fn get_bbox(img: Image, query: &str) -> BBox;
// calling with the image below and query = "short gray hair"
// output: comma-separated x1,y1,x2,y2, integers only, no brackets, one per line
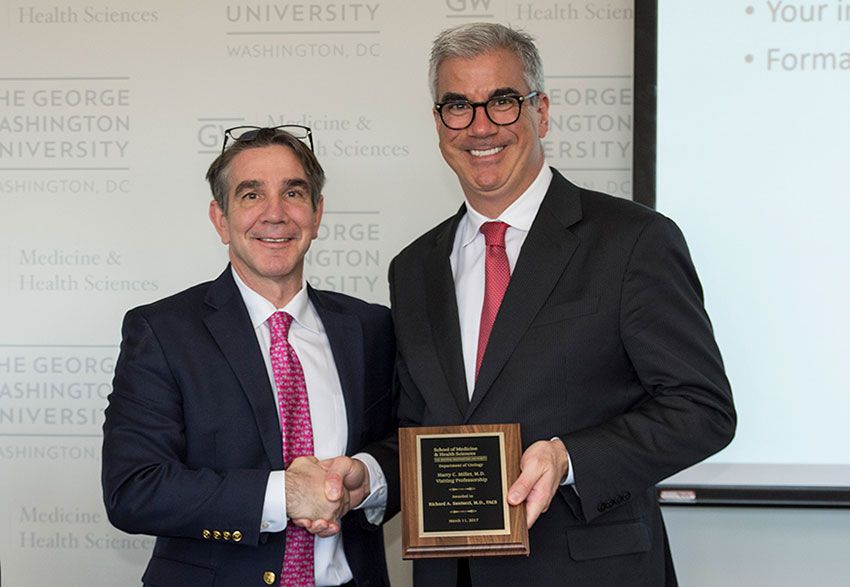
428,22,545,100
205,129,325,214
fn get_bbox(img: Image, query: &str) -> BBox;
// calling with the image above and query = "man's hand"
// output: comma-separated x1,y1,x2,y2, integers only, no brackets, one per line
320,456,371,512
286,456,347,535
289,456,371,538
507,439,569,529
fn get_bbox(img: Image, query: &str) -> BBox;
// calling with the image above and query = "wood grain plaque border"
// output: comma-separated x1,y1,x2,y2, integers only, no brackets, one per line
399,423,529,559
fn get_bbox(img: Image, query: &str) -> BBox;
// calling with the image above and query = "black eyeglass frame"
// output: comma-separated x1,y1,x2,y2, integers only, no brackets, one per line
221,124,314,154
434,91,541,130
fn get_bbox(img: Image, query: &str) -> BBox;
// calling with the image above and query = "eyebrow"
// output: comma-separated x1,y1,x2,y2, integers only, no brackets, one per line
233,179,262,195
438,87,522,103
282,178,310,192
232,177,310,196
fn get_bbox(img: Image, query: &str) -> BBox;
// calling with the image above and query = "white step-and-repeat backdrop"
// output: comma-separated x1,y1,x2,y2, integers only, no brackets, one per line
0,1,633,584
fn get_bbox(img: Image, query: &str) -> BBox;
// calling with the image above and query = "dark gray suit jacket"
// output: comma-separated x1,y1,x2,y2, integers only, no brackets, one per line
389,170,735,586
102,267,398,587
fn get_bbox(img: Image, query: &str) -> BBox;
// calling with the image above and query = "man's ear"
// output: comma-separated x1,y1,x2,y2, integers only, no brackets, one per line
536,92,550,138
209,199,230,245
311,195,324,239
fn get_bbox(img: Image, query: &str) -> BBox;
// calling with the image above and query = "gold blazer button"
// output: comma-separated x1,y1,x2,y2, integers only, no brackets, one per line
263,571,276,585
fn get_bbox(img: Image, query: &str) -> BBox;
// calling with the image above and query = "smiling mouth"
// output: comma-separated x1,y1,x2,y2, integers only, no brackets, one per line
257,237,294,243
469,146,504,158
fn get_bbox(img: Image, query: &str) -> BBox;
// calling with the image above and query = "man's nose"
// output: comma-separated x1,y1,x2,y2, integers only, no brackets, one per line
261,195,289,222
467,104,498,136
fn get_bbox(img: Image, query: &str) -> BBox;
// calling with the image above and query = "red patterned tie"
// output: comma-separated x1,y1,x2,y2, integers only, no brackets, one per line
476,221,511,378
268,311,315,587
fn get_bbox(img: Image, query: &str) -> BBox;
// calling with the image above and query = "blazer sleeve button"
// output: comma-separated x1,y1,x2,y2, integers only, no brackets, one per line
232,530,243,542
223,531,231,541
202,529,211,539
213,530,221,540
263,571,276,585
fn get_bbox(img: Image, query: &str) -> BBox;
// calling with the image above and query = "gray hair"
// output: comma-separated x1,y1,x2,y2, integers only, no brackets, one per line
428,22,545,100
205,129,325,214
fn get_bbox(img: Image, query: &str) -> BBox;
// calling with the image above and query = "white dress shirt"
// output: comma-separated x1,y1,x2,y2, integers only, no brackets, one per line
232,269,387,586
449,164,574,486
450,164,552,395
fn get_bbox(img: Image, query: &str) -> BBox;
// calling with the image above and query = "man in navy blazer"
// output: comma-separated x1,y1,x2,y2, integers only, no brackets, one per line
389,23,736,586
102,127,398,586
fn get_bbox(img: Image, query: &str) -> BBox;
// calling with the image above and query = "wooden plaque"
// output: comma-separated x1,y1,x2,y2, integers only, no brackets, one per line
399,423,529,559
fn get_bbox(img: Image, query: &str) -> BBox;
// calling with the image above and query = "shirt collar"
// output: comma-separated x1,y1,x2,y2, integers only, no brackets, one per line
230,267,320,333
459,164,553,248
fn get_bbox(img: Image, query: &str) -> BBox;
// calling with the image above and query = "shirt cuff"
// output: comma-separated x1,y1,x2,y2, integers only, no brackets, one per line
562,451,575,486
352,452,387,525
260,470,287,533
551,437,575,486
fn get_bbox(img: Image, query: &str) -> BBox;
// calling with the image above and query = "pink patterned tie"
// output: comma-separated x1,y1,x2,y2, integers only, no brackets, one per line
268,311,315,587
476,222,511,378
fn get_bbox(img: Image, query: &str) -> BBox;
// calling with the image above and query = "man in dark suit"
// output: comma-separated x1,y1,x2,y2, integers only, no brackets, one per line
102,127,398,586
389,23,736,586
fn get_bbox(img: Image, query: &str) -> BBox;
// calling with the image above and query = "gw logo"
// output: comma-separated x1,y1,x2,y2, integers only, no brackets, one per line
446,0,492,12
196,119,245,151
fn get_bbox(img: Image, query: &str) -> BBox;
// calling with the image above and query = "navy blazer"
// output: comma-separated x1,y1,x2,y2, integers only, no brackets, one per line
102,268,399,587
389,170,735,586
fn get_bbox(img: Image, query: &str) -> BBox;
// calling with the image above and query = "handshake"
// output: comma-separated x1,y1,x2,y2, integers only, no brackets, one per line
285,455,371,537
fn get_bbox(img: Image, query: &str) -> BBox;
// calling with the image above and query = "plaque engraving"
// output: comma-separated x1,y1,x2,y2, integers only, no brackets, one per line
400,424,529,558
418,433,509,536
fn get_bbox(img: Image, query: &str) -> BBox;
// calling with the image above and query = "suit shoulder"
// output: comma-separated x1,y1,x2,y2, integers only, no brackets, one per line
125,280,214,321
392,214,457,266
580,187,659,224
569,191,693,269
574,185,685,239
309,288,390,320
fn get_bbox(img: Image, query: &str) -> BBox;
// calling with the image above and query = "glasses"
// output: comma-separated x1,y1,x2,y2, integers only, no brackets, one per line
434,91,540,130
221,124,313,154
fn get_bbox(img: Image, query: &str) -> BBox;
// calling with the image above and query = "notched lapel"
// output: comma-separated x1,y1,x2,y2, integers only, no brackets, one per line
470,172,583,416
424,209,470,417
204,270,283,469
310,289,364,454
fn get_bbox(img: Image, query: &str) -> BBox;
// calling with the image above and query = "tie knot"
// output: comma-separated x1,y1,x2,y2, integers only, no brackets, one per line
268,311,294,346
480,221,509,247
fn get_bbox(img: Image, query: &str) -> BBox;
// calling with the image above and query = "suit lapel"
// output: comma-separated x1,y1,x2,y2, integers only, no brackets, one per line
203,268,283,469
309,287,364,454
469,171,584,416
424,206,470,418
